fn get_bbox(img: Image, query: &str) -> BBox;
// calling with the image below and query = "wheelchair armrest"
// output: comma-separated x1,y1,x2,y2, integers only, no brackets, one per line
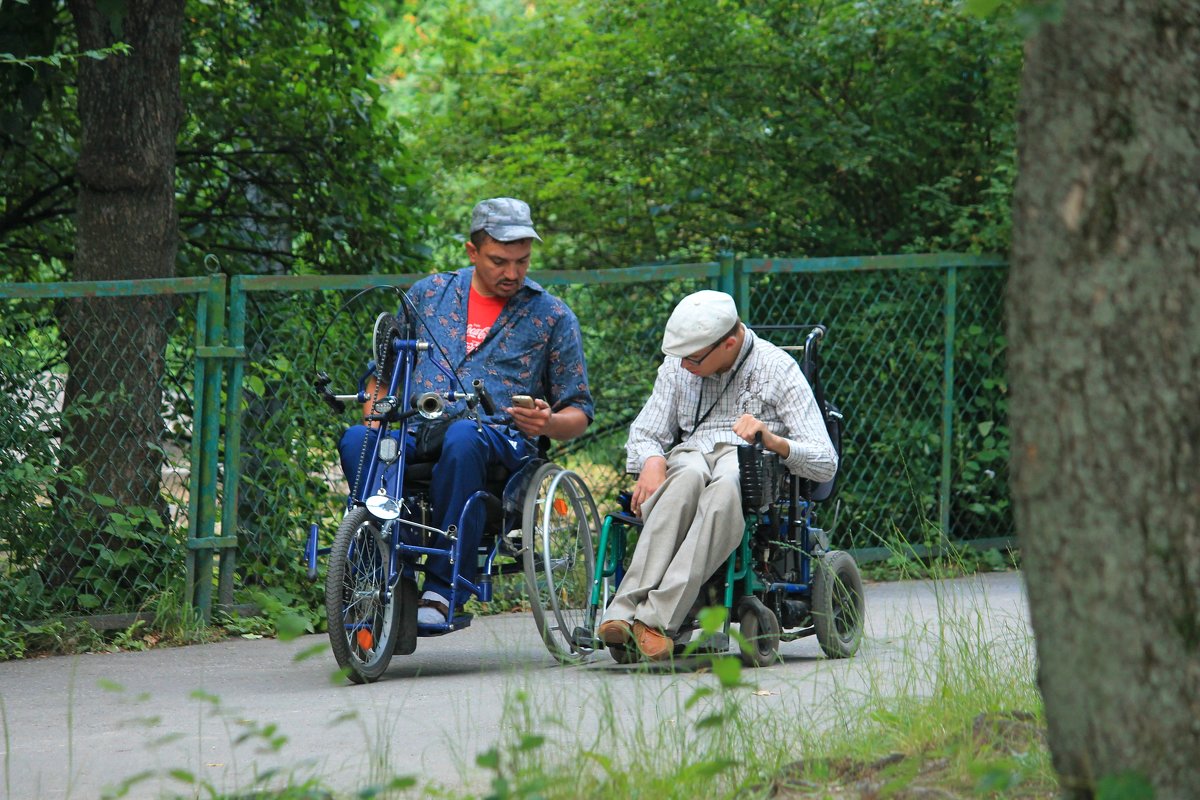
608,490,644,528
606,510,644,528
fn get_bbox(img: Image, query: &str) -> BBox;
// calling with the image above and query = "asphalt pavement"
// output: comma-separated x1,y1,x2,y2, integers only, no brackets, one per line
0,571,1031,799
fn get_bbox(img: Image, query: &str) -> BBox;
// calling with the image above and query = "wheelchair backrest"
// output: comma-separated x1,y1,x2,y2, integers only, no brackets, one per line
807,401,842,503
799,328,843,504
755,323,844,504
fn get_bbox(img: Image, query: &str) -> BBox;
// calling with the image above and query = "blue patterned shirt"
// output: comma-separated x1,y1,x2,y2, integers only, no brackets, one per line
404,268,594,427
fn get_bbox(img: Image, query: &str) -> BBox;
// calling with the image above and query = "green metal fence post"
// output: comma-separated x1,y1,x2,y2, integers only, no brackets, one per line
734,257,750,321
218,277,248,609
184,294,209,610
188,275,230,619
718,251,736,302
940,266,958,539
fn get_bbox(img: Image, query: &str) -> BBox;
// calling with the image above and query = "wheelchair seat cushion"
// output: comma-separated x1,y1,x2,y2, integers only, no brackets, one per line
404,460,511,493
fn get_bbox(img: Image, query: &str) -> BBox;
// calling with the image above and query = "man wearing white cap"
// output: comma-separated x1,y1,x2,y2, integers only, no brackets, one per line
339,197,594,627
598,290,838,660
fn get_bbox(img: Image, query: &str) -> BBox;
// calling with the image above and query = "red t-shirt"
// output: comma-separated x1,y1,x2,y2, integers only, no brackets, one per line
466,285,506,353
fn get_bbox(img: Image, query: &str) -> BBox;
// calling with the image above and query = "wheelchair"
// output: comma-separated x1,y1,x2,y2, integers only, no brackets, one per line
583,325,865,666
306,305,601,684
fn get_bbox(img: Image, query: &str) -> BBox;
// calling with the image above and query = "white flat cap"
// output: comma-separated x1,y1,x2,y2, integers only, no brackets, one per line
661,290,740,357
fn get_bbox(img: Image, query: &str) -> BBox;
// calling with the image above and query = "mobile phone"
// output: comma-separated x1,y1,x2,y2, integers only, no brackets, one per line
511,394,536,409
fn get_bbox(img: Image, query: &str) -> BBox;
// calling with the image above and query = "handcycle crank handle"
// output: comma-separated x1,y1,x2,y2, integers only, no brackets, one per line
313,371,346,413
472,378,496,416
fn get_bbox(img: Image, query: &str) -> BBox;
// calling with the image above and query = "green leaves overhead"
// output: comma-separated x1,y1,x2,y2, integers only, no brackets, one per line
177,1,430,276
2,1,431,281
383,0,1023,267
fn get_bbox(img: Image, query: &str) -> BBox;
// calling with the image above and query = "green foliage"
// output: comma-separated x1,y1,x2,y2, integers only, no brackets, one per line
0,41,130,68
1,1,430,282
1097,771,1155,800
177,0,432,276
383,0,1023,267
230,585,321,640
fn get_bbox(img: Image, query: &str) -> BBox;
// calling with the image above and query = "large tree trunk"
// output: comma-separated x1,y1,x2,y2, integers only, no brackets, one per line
47,2,184,594
1008,2,1200,797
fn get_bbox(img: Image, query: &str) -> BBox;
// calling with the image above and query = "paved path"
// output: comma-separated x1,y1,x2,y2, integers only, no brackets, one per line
0,572,1030,799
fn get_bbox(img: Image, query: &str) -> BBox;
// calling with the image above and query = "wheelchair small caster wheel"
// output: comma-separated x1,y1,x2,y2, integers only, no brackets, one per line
737,596,781,668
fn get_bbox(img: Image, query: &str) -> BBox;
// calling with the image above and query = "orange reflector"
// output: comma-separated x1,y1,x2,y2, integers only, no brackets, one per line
553,498,569,515
356,629,374,651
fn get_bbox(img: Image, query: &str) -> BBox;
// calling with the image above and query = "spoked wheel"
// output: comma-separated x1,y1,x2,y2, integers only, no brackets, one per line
812,550,865,659
325,506,406,683
521,463,599,663
737,596,782,668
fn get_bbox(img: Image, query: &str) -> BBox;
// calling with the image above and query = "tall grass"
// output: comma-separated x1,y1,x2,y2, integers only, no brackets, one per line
442,579,1050,800
2,573,1051,799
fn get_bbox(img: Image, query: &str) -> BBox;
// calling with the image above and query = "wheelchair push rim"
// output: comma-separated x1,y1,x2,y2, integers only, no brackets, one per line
521,463,600,663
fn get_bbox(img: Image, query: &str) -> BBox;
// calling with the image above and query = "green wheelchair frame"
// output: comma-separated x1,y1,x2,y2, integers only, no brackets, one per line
582,325,864,666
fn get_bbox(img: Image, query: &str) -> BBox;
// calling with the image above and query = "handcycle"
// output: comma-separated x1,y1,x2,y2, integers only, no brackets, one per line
305,298,601,684
583,324,865,666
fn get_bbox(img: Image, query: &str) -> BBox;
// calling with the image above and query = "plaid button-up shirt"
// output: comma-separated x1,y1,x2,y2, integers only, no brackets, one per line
625,328,837,482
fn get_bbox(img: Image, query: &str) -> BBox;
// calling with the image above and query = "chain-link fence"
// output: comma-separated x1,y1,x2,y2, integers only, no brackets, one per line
224,267,722,587
743,255,1011,555
1,255,1009,641
0,278,222,642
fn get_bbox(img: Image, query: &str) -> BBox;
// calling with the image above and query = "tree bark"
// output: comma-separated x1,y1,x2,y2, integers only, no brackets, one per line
1009,2,1200,797
47,1,184,593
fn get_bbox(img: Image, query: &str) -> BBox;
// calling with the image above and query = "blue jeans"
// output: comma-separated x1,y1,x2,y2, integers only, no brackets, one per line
338,419,532,601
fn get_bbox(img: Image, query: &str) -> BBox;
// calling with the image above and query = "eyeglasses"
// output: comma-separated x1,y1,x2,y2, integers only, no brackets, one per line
681,338,724,367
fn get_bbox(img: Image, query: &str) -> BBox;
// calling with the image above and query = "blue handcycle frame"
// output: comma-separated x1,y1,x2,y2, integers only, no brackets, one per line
308,310,527,634
307,303,600,683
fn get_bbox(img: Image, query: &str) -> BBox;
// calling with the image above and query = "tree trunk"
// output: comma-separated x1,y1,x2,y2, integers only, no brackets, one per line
1008,2,1200,798
47,1,184,595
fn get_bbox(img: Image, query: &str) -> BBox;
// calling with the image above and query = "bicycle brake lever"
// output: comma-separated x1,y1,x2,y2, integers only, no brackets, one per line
313,371,345,413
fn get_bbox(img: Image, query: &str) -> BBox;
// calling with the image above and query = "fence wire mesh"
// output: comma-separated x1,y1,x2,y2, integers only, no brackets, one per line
231,284,411,588
2,257,1010,638
747,265,1011,550
1,291,199,625
227,275,717,598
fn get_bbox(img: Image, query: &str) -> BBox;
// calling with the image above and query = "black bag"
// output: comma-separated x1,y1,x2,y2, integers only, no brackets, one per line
412,416,456,462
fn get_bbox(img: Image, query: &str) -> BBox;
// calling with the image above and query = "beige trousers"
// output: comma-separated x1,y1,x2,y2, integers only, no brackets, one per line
602,443,745,634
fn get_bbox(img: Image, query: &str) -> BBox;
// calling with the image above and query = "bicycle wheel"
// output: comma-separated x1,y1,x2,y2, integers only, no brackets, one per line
521,463,599,663
326,506,403,683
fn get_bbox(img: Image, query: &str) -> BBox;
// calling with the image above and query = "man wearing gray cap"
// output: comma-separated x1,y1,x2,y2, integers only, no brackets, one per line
339,197,593,627
597,290,837,660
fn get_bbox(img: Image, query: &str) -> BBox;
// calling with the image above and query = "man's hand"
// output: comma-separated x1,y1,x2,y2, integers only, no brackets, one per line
733,414,790,458
631,455,667,517
508,398,552,438
507,400,590,441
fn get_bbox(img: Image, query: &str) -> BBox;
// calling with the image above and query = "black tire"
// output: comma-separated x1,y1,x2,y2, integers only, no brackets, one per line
738,597,781,668
522,463,599,663
325,507,403,683
812,550,865,659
